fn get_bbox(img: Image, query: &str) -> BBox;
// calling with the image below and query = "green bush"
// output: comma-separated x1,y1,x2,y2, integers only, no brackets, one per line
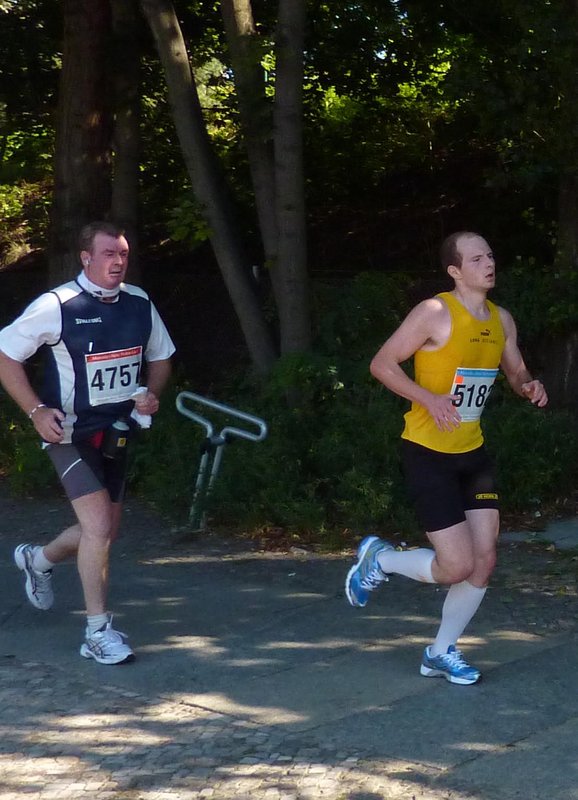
484,392,578,512
127,384,206,516
2,377,576,540
0,398,58,494
494,259,578,340
128,364,578,543
203,382,414,534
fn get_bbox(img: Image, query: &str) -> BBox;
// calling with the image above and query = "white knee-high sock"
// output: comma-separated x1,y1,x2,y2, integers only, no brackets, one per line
377,548,436,583
431,580,487,656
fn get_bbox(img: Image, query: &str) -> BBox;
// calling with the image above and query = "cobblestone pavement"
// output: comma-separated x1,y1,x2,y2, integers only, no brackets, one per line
2,487,578,799
0,656,467,800
0,490,465,800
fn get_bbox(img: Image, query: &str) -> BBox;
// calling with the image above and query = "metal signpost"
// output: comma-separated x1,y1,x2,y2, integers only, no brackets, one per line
175,391,268,531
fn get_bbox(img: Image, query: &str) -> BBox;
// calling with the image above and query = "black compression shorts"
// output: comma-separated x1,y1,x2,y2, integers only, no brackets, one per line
400,440,499,533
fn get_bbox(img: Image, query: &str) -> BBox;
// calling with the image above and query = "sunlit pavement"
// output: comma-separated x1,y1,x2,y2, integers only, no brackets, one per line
1,486,578,800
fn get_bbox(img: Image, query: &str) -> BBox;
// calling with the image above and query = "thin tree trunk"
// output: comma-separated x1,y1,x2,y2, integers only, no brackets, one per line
111,0,142,282
555,0,578,270
220,0,277,264
49,0,113,285
140,0,277,374
556,172,578,269
545,0,578,403
272,0,311,354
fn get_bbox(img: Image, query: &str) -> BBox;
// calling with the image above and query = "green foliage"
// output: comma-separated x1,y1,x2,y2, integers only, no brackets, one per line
127,383,205,516
1,126,54,180
128,353,578,541
166,194,213,247
2,0,574,275
0,184,25,219
314,271,412,361
125,273,416,534
485,397,578,513
205,381,412,533
129,359,413,535
1,268,577,543
1,0,578,544
128,273,578,542
494,259,578,341
0,398,57,494
0,0,61,123
0,179,51,265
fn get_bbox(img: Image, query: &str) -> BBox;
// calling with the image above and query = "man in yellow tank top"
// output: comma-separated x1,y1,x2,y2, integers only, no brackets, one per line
345,232,548,685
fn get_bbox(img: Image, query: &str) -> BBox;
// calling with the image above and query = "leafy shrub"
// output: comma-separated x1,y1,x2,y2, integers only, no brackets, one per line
129,361,578,542
127,384,207,516
494,260,578,340
484,393,578,512
0,398,58,494
203,380,414,534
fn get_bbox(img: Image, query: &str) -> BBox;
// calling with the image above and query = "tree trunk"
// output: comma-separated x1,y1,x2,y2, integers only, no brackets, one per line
555,0,578,270
556,172,578,270
140,0,277,374
538,331,578,408
111,0,142,282
49,0,113,285
272,0,311,354
220,0,277,264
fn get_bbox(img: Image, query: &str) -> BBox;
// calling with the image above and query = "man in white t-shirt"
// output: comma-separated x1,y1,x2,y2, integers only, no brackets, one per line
0,221,176,665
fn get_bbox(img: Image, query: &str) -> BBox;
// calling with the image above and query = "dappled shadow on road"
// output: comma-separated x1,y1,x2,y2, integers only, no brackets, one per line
1,490,578,799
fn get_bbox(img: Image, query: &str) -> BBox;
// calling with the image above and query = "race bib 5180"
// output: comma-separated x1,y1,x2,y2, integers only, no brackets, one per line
85,346,142,406
450,367,498,422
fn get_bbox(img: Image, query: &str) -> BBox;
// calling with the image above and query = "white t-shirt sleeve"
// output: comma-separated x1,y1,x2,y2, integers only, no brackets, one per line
145,301,176,362
0,293,62,362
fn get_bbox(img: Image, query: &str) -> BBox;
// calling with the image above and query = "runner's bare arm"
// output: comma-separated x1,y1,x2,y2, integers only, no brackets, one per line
0,351,65,442
135,358,172,416
370,299,462,431
498,308,548,407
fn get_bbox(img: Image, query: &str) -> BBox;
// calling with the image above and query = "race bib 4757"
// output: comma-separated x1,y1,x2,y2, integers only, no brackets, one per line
85,346,142,406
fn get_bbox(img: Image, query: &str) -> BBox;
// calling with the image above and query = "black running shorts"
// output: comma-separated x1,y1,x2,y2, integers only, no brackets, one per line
46,439,128,503
400,439,499,533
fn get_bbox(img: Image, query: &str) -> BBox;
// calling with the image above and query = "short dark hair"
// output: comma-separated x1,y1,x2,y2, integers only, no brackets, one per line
79,221,126,253
439,231,481,272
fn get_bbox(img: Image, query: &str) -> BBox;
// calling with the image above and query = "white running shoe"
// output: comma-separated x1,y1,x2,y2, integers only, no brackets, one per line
80,617,135,665
14,544,54,610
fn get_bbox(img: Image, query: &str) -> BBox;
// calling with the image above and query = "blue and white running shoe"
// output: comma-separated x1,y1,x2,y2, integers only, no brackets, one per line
420,645,481,685
345,535,393,608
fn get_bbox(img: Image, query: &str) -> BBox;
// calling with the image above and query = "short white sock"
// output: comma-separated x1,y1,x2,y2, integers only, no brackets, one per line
431,580,487,656
32,547,55,573
377,547,436,583
86,613,109,635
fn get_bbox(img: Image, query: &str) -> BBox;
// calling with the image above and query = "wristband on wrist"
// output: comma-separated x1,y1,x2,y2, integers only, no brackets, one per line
28,403,46,419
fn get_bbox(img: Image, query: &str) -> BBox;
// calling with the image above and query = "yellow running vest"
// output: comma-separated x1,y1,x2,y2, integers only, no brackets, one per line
401,292,506,454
